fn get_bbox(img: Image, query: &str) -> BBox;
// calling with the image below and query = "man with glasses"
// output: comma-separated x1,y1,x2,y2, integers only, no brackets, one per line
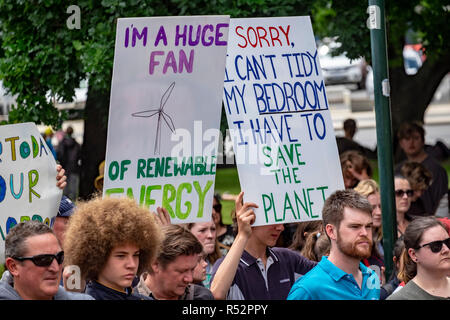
0,221,93,300
395,121,448,216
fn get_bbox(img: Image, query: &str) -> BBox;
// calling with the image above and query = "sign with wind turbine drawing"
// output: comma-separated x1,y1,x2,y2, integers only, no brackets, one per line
104,16,230,223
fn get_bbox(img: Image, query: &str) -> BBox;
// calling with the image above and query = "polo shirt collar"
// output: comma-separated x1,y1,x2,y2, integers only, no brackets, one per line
240,247,279,266
319,256,371,282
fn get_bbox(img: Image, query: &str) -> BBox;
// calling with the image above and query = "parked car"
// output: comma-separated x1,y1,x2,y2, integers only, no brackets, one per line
318,44,368,89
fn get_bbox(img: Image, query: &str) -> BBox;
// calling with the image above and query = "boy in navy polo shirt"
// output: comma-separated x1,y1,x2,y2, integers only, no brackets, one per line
210,192,317,300
288,189,380,300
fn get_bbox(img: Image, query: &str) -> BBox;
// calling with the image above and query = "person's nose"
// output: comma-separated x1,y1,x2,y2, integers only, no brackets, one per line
125,256,138,270
373,205,381,216
184,270,193,283
48,257,61,273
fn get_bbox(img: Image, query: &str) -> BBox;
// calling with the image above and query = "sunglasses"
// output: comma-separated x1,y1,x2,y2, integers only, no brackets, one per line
417,238,450,253
13,251,64,267
394,189,414,197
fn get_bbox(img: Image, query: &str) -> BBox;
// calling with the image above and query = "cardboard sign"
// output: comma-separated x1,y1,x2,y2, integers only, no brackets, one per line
104,16,230,223
224,17,344,226
0,122,61,262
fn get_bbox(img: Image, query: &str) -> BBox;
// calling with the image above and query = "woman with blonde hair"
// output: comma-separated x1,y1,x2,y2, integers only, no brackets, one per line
354,179,384,268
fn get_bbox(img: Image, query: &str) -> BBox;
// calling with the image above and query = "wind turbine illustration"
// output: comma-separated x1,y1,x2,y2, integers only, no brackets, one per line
131,82,176,154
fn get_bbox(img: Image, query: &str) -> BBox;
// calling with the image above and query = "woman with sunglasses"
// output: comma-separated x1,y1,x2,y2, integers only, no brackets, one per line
388,216,450,300
394,175,414,237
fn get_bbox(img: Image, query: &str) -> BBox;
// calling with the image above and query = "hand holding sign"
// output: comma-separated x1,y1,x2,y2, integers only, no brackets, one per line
235,191,257,239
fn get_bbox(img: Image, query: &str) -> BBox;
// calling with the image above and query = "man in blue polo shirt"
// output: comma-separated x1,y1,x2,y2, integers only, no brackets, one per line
210,192,317,300
288,189,380,300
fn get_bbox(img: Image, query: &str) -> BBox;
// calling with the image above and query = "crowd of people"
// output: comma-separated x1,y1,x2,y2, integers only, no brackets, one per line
0,120,449,300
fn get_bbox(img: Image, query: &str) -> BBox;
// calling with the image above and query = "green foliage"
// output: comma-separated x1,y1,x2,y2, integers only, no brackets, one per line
1,0,447,129
311,0,450,66
0,0,316,127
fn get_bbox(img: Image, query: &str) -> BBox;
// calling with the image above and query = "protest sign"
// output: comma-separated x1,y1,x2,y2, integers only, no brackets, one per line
0,122,61,262
104,16,230,223
224,17,344,226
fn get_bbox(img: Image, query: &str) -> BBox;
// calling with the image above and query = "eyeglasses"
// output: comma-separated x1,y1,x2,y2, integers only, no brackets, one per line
13,251,64,267
394,189,414,197
417,238,450,253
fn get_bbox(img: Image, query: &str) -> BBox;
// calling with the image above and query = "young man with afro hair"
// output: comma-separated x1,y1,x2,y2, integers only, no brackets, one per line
63,196,163,300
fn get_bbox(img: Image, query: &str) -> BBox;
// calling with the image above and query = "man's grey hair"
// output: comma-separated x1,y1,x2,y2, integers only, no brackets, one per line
5,221,54,259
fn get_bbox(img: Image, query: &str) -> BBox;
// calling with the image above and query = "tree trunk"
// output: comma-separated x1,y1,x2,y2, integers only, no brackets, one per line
79,85,110,199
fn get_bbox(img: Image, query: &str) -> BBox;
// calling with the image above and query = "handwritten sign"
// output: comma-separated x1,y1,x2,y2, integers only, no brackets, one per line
224,17,344,226
104,16,230,223
0,122,61,262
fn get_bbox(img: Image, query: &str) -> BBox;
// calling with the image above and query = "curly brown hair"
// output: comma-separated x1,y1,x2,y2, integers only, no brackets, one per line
63,196,163,281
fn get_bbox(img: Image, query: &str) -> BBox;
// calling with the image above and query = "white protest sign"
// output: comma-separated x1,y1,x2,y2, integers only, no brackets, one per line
0,122,61,262
224,17,344,226
104,16,230,223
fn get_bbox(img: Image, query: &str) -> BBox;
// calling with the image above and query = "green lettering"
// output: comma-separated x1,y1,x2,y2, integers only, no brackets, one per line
173,158,184,176
31,135,39,158
126,187,135,199
194,156,205,175
137,159,146,178
120,160,131,180
294,189,309,218
276,147,287,166
176,183,192,220
162,184,176,218
164,157,173,177
28,170,40,203
306,188,318,218
139,185,146,206
193,180,213,218
145,185,162,210
283,192,297,220
316,185,329,201
105,188,124,196
262,146,272,167
262,193,273,223
146,158,155,177
155,158,165,177
108,161,120,180
294,143,306,165
32,215,43,222
283,144,294,164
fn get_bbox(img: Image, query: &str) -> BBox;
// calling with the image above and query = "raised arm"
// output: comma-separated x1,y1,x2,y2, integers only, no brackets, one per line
210,191,257,300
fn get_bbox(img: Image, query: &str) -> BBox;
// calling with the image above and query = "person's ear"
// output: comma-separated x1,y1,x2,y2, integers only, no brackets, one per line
325,224,337,241
408,248,418,263
151,261,161,274
5,257,20,277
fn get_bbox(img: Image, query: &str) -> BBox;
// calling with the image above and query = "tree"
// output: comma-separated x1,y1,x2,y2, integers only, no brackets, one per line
312,0,450,158
2,1,446,198
0,0,314,198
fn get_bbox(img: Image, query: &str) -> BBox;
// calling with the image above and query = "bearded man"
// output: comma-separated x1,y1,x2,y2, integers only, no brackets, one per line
288,190,380,300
